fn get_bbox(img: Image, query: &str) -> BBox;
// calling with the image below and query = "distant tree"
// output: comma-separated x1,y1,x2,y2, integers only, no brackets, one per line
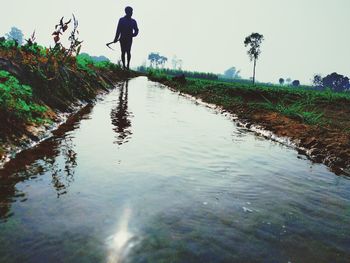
147,53,168,68
170,57,183,70
292,80,300,87
171,56,177,69
286,78,292,85
279,78,285,85
312,74,323,88
224,67,241,79
244,32,264,85
159,56,168,68
171,55,181,70
177,59,183,70
5,27,24,45
148,52,160,68
322,72,350,92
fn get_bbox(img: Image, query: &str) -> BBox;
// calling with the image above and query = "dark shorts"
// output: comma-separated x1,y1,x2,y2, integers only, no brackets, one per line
120,38,133,53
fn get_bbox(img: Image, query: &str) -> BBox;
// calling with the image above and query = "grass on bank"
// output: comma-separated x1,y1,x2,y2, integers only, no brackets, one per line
0,38,123,129
76,53,120,76
146,69,350,126
137,65,218,80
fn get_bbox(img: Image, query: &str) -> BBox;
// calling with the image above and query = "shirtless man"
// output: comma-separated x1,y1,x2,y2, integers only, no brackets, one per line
112,6,139,70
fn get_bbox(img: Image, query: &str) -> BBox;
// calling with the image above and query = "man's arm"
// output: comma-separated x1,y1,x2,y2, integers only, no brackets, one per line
114,19,122,42
133,20,139,37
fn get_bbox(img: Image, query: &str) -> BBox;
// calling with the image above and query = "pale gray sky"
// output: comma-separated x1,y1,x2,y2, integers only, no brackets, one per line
1,0,349,83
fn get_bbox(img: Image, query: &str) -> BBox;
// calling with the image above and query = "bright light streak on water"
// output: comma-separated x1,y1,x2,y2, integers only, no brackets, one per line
106,207,135,263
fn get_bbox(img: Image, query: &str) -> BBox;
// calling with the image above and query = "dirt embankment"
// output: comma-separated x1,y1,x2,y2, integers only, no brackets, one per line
152,76,350,176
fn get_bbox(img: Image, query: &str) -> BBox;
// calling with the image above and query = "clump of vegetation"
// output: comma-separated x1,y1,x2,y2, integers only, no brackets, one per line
313,72,350,92
76,54,97,75
0,39,17,49
147,68,171,81
0,70,47,123
76,53,120,76
255,97,324,125
138,66,218,81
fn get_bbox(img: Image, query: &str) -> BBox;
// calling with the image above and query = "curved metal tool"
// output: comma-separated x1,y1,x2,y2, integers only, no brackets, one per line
106,41,117,51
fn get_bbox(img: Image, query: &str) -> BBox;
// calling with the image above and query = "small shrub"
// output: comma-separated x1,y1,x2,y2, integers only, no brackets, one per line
0,70,47,123
76,54,96,75
0,39,17,49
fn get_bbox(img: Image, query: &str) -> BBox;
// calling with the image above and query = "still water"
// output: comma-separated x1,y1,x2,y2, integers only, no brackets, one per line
0,77,349,263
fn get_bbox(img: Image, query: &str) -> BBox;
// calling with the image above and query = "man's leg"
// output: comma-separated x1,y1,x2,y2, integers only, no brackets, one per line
120,40,127,69
126,52,131,70
125,38,132,70
121,51,126,69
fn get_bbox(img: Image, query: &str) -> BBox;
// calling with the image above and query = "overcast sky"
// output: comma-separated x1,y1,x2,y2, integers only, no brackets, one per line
1,0,349,83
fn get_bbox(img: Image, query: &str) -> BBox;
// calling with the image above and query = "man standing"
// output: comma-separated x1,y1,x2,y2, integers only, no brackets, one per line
113,6,139,70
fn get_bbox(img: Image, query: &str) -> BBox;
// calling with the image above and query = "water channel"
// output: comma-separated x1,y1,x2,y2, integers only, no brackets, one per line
0,77,349,263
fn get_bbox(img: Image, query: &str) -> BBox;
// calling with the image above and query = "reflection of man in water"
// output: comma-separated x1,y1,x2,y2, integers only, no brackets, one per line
113,6,139,70
111,81,133,145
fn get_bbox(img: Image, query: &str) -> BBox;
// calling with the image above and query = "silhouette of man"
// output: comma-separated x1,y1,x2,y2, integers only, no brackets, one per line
113,6,139,70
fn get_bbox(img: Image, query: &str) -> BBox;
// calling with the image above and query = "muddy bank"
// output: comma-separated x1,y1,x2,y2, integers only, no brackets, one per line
151,76,350,176
239,111,350,175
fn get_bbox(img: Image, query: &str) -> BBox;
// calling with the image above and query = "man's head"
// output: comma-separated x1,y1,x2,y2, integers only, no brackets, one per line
125,6,133,17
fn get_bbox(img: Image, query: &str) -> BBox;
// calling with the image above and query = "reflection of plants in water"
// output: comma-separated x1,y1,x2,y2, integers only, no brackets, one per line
0,148,56,221
111,81,133,145
0,137,78,220
0,106,91,220
51,136,77,197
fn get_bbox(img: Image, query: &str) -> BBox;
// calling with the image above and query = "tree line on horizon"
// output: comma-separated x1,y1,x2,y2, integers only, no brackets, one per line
3,26,350,92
